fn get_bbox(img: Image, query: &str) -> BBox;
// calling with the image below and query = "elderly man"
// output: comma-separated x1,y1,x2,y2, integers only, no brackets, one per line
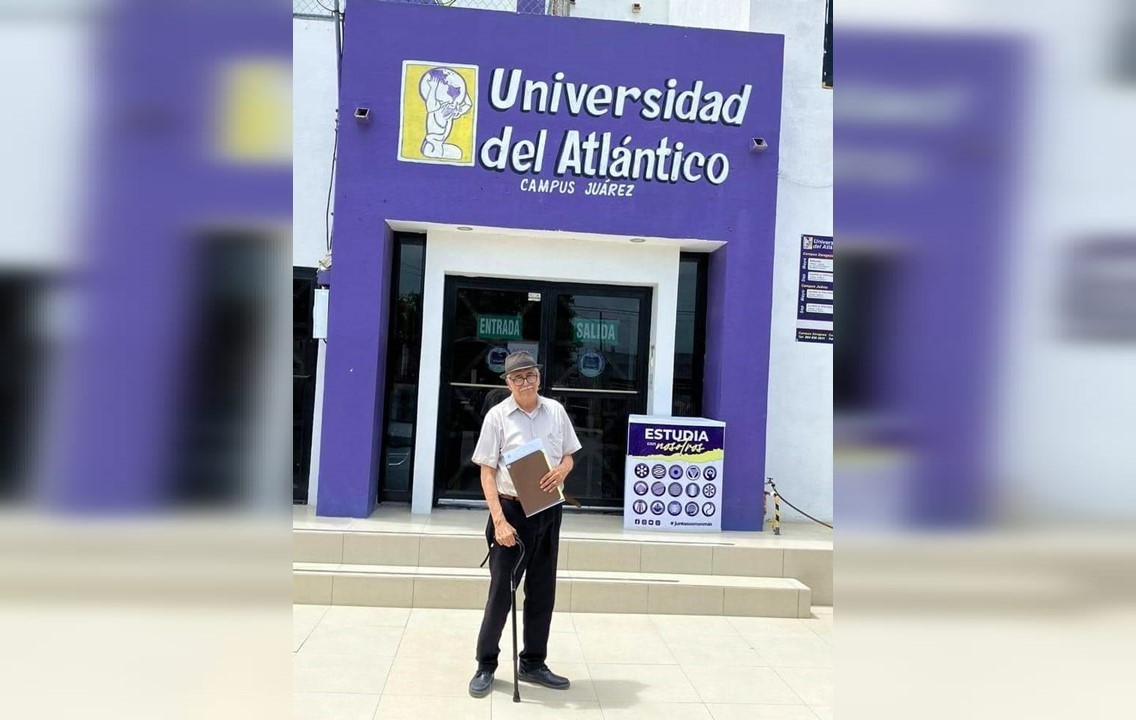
468,351,582,698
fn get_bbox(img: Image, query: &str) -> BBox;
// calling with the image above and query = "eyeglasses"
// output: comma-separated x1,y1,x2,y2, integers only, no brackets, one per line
508,373,540,386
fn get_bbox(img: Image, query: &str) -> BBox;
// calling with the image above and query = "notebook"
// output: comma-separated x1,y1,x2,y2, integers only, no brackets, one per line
503,438,565,517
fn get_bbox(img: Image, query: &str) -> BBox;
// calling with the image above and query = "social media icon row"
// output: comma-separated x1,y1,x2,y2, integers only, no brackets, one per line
635,480,715,499
634,463,718,482
633,499,716,518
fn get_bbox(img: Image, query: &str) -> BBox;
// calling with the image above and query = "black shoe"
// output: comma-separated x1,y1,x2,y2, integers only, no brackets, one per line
468,669,494,698
518,664,570,690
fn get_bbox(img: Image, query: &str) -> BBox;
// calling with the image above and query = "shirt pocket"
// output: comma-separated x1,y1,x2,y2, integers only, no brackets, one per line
545,432,563,461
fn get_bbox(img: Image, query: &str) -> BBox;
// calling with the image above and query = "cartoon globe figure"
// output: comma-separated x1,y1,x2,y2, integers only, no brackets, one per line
419,67,473,160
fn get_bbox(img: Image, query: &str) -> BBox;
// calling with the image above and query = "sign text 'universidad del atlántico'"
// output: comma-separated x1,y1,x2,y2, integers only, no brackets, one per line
399,63,755,198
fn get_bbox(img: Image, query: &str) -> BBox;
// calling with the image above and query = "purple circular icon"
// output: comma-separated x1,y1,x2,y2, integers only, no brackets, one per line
651,464,667,479
651,500,666,515
651,481,666,496
668,501,683,516
668,465,684,480
633,481,649,496
702,483,717,499
702,502,716,517
685,502,700,516
703,466,717,481
686,466,701,479
634,463,650,478
668,482,683,497
685,483,700,498
633,499,647,514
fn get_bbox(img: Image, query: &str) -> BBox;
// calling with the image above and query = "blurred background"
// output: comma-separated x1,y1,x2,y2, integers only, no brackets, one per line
837,0,1136,530
0,1,290,717
837,1,1136,719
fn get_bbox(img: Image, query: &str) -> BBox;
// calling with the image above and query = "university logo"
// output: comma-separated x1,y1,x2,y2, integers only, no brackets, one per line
397,61,478,166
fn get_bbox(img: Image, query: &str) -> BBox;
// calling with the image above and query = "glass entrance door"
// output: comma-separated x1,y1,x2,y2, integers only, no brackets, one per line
436,281,544,501
435,277,650,507
544,290,650,505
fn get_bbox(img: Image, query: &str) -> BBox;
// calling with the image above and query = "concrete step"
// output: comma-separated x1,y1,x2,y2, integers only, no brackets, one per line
294,528,832,605
294,562,811,617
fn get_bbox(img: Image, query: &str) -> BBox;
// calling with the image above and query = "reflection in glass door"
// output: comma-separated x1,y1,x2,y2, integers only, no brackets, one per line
435,278,650,508
436,282,543,500
546,291,650,505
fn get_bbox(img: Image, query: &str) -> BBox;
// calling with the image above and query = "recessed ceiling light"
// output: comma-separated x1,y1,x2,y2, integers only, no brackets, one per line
629,237,646,243
457,226,473,231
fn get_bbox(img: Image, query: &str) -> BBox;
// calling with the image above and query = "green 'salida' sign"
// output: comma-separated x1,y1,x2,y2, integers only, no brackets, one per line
571,318,619,344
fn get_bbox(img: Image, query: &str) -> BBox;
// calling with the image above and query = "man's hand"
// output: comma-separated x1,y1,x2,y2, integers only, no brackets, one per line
494,518,517,547
538,466,564,493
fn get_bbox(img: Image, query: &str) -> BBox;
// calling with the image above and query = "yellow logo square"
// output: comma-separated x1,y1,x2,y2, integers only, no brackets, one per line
397,61,478,166
216,59,291,165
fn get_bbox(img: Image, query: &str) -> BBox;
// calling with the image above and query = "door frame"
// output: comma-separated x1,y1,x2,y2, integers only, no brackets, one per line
434,274,652,507
293,267,319,505
377,233,426,504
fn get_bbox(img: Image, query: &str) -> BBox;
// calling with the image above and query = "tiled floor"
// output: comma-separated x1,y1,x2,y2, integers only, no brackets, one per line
293,605,833,719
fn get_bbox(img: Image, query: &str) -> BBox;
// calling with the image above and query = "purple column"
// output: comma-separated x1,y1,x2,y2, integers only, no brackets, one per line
315,214,395,516
703,213,778,531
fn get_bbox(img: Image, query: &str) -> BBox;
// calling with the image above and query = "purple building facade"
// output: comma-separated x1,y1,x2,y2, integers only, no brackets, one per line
317,1,785,531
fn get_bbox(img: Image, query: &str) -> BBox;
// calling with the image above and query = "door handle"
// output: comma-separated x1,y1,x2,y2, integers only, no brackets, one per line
648,344,655,388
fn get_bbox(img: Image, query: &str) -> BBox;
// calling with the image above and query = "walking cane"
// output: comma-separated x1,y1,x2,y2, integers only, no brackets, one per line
510,535,527,703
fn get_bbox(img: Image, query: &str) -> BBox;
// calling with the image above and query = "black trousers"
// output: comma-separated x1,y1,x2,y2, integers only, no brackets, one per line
475,498,562,673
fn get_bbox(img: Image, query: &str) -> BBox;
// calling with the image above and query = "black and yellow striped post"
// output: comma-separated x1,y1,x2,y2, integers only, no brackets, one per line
767,478,781,535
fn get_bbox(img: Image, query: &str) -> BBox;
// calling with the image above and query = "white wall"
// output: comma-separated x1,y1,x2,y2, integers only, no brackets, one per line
570,0,669,24
669,0,749,31
750,0,833,523
570,0,748,29
411,229,681,514
293,17,338,510
293,18,339,268
0,20,85,270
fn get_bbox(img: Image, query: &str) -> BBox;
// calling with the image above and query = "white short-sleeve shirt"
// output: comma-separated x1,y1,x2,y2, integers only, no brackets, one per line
471,395,583,496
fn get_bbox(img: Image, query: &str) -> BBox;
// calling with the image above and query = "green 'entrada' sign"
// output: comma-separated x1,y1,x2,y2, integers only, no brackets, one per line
571,318,619,343
477,314,523,340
